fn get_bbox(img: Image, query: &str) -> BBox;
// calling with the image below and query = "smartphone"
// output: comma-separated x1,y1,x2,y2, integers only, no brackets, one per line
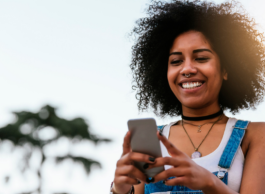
127,118,164,178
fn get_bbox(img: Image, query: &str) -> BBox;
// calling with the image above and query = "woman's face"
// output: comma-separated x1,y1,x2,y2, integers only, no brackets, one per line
167,30,227,110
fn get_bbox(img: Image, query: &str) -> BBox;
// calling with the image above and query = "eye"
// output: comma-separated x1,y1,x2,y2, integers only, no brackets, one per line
195,58,209,62
170,60,183,65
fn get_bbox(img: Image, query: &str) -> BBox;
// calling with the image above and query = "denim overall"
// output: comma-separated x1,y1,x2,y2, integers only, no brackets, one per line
145,120,249,194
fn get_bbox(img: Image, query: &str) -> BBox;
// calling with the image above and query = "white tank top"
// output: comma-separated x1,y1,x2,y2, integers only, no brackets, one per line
160,118,244,192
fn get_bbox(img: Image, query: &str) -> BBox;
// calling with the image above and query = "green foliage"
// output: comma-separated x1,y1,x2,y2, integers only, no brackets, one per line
0,105,111,146
0,105,111,194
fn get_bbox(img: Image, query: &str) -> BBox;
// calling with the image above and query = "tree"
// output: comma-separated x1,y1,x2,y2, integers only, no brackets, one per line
0,105,111,194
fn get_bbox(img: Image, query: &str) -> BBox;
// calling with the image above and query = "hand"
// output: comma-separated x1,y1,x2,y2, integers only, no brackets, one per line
113,131,156,194
147,131,214,191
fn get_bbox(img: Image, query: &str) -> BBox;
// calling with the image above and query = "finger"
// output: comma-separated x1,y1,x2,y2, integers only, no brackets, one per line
147,156,179,169
114,176,141,185
118,152,156,166
153,168,187,183
116,165,147,183
164,176,187,186
122,131,131,156
157,131,181,156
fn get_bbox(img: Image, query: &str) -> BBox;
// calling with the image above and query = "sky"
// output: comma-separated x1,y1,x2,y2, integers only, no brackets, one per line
0,0,264,193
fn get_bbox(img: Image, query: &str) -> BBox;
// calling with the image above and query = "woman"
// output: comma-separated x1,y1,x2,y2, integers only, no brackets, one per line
111,0,265,193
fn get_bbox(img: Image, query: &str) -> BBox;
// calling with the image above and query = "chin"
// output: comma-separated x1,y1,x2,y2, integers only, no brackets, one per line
181,100,208,110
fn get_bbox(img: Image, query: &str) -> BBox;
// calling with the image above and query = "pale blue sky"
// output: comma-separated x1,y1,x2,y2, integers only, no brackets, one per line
0,0,264,193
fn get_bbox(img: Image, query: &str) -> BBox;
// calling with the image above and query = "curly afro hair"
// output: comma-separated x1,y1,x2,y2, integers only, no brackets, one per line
130,0,265,117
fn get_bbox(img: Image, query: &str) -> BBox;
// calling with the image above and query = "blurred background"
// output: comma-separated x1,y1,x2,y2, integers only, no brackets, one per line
0,0,264,193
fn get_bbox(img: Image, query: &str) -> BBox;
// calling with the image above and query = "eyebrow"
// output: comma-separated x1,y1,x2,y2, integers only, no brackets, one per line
193,49,213,54
169,49,213,56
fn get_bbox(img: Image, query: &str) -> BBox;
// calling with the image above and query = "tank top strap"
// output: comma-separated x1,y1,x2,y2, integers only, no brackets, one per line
218,120,250,169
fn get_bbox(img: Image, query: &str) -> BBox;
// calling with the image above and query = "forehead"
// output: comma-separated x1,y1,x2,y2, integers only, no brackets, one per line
170,31,212,52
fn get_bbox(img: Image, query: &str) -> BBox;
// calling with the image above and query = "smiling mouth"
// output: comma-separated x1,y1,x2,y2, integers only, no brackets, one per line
180,81,205,89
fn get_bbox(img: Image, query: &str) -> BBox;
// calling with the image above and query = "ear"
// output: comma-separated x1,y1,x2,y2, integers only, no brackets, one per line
222,69,228,80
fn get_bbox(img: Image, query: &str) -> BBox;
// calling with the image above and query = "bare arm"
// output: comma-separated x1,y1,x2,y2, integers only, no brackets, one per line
239,122,265,193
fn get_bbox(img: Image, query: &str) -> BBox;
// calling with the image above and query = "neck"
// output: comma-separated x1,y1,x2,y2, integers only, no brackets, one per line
181,102,224,123
182,103,221,117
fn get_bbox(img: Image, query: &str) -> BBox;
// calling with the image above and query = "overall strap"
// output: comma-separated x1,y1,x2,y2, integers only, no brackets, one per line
157,125,166,132
218,120,249,169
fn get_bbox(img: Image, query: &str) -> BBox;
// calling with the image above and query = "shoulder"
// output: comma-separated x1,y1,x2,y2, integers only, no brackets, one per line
239,121,265,192
242,121,265,156
246,121,265,139
247,121,265,141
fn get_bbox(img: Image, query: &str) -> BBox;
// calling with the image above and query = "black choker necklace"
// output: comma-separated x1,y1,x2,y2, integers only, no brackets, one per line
182,109,223,121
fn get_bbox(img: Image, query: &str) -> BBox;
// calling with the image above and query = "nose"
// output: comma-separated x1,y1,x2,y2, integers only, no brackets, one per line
179,59,197,77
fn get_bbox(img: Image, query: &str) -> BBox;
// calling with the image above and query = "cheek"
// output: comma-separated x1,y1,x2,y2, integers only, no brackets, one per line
212,67,222,81
167,66,179,84
203,61,221,80
206,67,223,90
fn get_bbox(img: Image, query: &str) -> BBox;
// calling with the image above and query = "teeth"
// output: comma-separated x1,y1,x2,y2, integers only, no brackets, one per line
182,82,202,89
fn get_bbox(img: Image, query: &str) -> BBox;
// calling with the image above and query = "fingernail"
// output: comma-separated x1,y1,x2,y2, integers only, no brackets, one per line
149,157,155,162
137,180,141,184
159,131,163,136
143,163,149,169
150,177,155,183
